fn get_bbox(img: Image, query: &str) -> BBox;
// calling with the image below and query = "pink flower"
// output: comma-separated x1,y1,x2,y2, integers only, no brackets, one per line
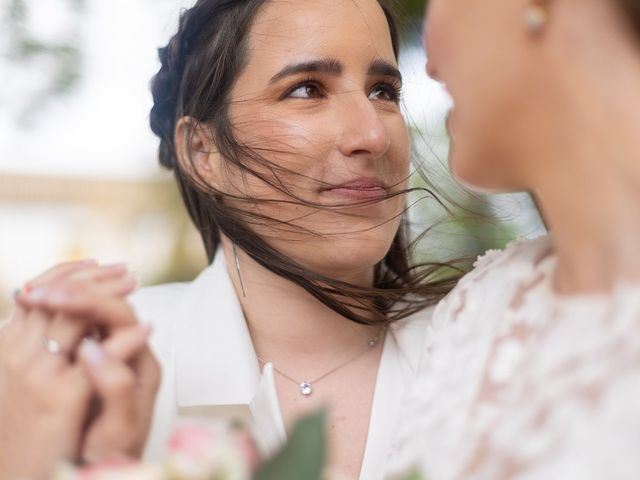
165,421,261,480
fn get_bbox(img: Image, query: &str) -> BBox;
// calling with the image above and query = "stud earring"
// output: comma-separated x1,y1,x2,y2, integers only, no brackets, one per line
523,1,549,35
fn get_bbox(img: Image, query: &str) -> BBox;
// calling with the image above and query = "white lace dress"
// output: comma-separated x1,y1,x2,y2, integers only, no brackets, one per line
387,235,640,480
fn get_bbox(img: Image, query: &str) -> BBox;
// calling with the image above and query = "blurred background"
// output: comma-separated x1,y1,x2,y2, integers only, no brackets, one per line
0,0,544,319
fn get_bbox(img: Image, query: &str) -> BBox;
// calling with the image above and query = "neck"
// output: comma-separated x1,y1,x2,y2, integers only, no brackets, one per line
220,239,380,363
528,52,640,293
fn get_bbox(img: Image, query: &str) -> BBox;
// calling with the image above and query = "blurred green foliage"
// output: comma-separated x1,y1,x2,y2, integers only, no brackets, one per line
395,0,427,19
4,0,84,122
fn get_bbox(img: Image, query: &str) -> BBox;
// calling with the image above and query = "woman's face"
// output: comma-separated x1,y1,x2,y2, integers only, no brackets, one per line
214,0,410,282
425,0,543,191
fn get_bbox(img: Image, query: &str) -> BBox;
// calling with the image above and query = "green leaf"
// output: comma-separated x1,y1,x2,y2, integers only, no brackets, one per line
254,410,326,480
399,471,423,480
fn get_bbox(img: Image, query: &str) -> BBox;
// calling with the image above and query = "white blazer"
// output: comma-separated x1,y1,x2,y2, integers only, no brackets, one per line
130,250,433,480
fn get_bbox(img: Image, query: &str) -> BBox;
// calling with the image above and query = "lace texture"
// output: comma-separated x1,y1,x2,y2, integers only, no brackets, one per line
388,236,640,480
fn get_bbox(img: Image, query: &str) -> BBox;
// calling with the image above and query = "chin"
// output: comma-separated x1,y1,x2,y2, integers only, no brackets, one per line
449,143,518,194
300,233,395,282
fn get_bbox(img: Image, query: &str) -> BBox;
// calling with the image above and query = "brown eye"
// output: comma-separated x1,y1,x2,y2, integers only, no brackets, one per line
369,83,402,103
288,82,323,99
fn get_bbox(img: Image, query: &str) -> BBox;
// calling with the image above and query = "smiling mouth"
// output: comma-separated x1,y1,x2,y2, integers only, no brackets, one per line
321,178,389,201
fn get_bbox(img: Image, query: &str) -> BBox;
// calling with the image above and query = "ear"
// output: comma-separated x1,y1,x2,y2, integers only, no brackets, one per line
174,116,222,188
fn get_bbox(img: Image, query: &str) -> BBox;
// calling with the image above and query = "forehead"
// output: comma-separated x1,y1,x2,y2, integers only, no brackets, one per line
247,0,396,70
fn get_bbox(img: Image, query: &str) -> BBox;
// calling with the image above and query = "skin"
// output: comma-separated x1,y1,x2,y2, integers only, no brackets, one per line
175,0,410,477
0,263,160,479
425,0,640,293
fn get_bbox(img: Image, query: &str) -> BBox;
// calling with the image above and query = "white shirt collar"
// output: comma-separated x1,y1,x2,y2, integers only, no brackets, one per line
174,249,261,407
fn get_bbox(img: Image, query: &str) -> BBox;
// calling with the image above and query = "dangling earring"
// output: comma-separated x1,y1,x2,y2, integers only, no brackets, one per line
523,1,549,35
232,243,247,298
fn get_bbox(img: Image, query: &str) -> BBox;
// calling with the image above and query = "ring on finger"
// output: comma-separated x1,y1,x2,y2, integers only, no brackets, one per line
43,336,71,357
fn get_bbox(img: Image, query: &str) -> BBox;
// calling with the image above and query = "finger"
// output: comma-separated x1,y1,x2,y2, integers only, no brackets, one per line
21,309,49,355
102,324,153,362
45,312,92,359
25,287,139,331
15,265,133,305
16,274,137,312
23,259,99,290
79,340,137,434
0,306,24,340
17,309,65,369
63,263,130,285
0,309,25,349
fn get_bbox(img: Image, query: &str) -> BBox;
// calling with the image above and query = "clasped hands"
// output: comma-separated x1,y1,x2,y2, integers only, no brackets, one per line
0,260,161,480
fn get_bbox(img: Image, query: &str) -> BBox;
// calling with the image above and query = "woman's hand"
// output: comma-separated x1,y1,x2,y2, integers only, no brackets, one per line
76,302,160,464
15,266,161,465
0,261,153,479
0,260,137,480
0,301,92,480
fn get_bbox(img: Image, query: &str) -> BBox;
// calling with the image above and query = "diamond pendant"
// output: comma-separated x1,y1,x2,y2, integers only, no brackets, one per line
299,382,313,396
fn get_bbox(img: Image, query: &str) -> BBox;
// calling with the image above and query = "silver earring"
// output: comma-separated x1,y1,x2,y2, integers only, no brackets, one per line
232,243,247,298
523,2,548,34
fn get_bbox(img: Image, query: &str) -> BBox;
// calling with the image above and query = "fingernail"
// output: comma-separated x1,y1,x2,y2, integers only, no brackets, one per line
46,290,69,304
80,339,106,368
24,287,47,302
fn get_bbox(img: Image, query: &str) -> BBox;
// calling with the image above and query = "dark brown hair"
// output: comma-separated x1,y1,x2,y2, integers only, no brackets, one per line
149,0,461,325
619,0,640,36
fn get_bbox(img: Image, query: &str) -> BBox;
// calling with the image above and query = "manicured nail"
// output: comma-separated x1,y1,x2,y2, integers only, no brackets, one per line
80,339,106,368
46,290,69,304
25,287,47,302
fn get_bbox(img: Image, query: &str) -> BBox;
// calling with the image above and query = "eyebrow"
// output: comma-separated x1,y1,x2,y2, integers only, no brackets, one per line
368,59,403,84
269,58,343,84
269,57,403,85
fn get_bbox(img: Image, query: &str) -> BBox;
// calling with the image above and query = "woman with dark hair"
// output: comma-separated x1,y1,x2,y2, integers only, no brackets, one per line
389,0,640,478
0,0,459,478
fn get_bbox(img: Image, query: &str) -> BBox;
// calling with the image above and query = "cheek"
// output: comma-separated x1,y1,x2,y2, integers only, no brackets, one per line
229,111,334,197
385,117,410,182
448,97,523,192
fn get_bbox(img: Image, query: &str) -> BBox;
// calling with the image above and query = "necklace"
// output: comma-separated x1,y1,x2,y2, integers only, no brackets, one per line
257,328,386,397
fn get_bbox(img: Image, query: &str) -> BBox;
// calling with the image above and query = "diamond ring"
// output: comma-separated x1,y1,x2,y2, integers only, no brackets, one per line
43,337,69,356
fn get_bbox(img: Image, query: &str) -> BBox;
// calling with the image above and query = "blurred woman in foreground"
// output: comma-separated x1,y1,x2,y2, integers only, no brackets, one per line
390,0,640,478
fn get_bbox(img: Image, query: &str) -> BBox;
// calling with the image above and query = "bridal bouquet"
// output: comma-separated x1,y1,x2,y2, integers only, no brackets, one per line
54,412,328,480
53,411,423,480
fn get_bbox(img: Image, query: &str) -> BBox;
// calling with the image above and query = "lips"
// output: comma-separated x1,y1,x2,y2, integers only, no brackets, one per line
321,177,388,201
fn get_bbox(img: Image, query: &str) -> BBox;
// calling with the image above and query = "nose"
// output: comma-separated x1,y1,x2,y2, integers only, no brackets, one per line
336,96,390,160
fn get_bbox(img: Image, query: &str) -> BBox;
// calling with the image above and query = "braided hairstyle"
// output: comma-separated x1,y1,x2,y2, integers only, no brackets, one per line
149,0,460,325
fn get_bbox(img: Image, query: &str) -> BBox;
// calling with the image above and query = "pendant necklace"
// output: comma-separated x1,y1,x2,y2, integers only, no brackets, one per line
257,328,385,397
